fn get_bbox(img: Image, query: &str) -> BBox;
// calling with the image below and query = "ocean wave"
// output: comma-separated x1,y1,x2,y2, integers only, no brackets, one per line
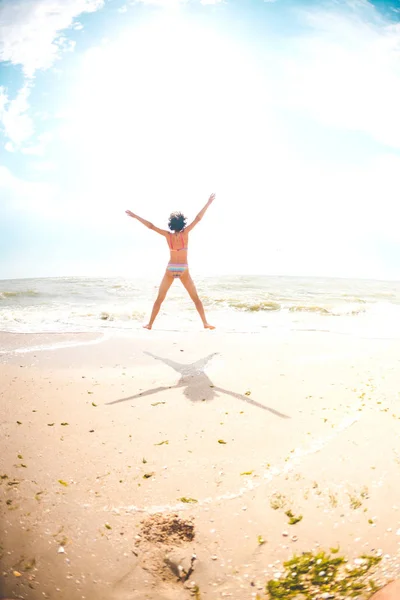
0,290,39,299
211,298,281,312
0,307,147,333
99,310,145,321
211,298,366,315
289,305,331,315
230,300,281,312
288,304,366,316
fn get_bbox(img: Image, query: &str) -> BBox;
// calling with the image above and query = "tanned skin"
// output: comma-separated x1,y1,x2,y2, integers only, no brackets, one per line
125,193,216,330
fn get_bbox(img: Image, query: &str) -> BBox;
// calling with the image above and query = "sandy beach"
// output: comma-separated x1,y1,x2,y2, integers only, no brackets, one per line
1,328,400,599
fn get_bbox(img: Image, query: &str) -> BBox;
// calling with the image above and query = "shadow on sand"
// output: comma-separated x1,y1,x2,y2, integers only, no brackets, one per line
106,352,290,419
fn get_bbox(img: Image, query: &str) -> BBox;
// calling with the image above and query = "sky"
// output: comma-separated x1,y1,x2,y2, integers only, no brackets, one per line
1,0,400,280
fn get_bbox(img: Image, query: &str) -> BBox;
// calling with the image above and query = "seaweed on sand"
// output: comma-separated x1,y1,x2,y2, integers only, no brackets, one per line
266,550,381,599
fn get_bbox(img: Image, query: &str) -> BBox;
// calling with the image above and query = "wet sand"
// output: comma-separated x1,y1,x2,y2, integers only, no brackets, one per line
1,329,400,599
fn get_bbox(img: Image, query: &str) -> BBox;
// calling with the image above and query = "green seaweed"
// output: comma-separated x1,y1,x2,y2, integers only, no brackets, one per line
266,550,381,599
241,471,254,476
328,491,338,508
218,439,227,444
179,497,198,503
349,493,362,509
58,479,68,487
270,493,287,510
190,585,201,599
285,510,303,525
258,535,266,545
154,440,169,446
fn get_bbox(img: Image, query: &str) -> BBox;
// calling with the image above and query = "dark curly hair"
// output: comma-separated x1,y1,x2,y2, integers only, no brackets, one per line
168,211,187,232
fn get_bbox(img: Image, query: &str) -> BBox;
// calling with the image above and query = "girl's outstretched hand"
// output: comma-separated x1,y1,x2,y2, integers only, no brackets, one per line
125,210,135,218
208,193,216,204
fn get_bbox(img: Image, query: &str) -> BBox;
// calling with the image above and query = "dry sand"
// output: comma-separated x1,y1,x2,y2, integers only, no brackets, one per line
1,328,400,599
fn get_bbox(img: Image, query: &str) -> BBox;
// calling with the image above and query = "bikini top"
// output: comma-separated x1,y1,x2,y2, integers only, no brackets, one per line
168,232,188,251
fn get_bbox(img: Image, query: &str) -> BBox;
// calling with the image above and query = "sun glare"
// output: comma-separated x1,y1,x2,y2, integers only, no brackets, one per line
66,10,279,215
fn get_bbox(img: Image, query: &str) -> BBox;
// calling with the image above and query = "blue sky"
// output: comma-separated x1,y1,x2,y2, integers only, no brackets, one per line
1,0,400,280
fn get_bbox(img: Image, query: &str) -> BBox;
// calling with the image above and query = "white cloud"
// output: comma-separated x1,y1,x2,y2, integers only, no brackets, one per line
30,160,56,172
200,0,224,5
0,84,34,146
133,0,187,6
0,0,104,77
21,131,54,155
0,164,59,214
278,3,400,148
0,0,104,149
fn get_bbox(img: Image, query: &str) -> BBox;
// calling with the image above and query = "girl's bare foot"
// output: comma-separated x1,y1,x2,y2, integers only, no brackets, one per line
204,323,215,330
143,324,152,330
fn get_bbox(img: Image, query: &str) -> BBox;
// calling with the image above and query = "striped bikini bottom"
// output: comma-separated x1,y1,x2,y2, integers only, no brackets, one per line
167,263,188,278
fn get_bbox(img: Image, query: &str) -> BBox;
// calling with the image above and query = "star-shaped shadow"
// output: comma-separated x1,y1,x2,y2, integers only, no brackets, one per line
107,352,290,418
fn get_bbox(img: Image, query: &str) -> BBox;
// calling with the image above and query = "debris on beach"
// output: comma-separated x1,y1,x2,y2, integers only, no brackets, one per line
266,550,382,599
164,552,197,582
133,513,197,588
270,493,287,510
285,510,303,525
257,535,266,545
139,513,195,545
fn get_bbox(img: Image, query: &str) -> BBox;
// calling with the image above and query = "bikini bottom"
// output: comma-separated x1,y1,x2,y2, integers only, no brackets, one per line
167,263,188,278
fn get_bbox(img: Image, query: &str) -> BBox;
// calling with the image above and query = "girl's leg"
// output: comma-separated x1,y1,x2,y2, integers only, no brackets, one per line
144,272,174,330
180,271,215,329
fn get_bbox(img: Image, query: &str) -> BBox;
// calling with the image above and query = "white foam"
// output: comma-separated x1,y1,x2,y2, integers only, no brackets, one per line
107,411,361,515
0,331,109,355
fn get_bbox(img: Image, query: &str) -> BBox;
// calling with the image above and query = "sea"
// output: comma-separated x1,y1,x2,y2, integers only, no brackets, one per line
1,275,400,344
